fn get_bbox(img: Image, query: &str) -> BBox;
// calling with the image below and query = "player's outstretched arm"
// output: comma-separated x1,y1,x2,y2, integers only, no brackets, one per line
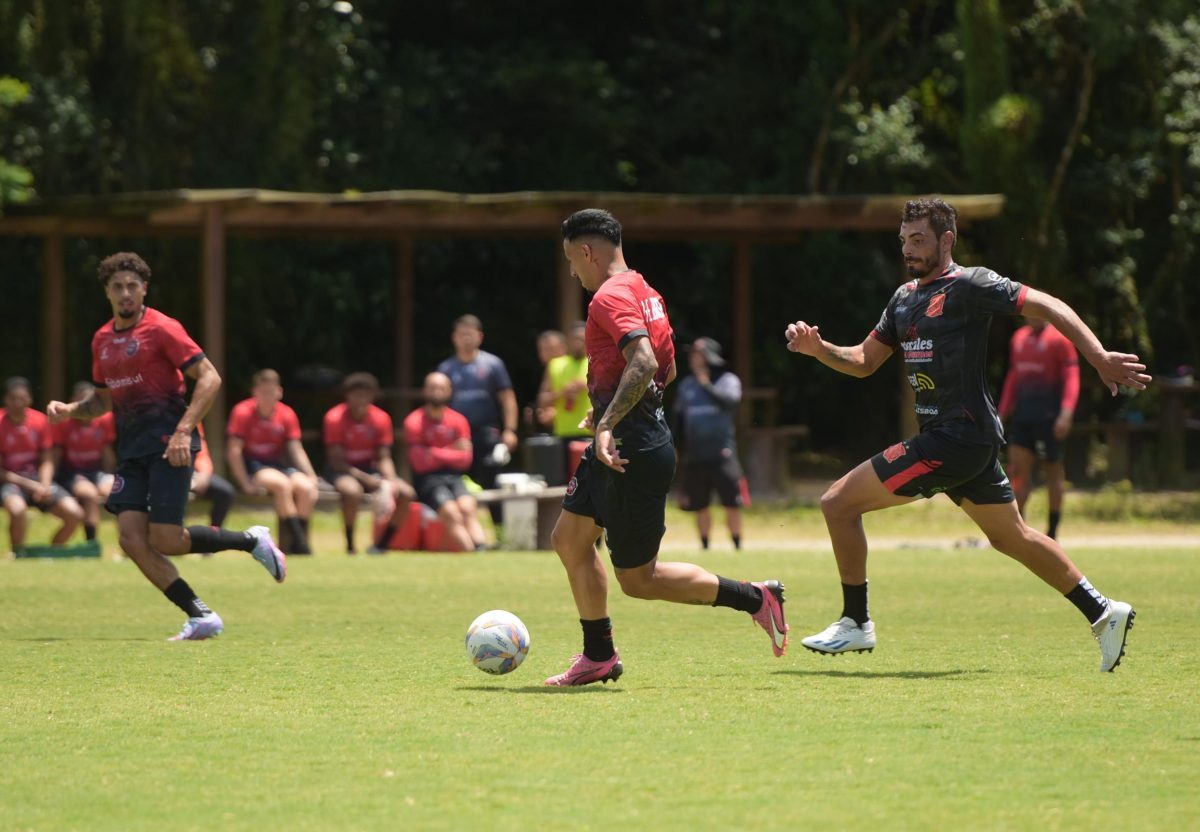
785,321,892,378
46,387,112,424
1021,289,1152,395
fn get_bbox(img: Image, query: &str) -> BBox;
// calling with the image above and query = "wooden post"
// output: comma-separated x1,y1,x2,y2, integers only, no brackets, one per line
394,235,415,394
201,204,227,474
557,249,581,332
41,227,67,402
732,240,754,423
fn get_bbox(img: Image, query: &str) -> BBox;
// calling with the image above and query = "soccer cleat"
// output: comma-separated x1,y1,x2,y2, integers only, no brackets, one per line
801,616,876,655
248,525,287,583
750,580,789,657
168,611,224,641
1092,600,1135,672
543,652,624,687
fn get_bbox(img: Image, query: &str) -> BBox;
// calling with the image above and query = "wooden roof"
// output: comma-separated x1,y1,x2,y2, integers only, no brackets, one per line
0,189,1004,239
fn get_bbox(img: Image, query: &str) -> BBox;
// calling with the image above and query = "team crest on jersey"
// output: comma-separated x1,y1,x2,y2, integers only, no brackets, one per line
124,338,141,357
110,475,125,494
926,294,946,318
566,476,578,496
883,442,906,463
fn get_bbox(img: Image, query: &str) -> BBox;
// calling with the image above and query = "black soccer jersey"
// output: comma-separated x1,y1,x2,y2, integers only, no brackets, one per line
871,263,1028,445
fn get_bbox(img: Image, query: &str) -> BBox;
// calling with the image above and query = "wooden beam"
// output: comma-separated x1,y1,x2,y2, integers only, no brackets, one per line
731,240,754,390
40,227,67,402
394,235,416,393
201,204,227,475
556,245,582,332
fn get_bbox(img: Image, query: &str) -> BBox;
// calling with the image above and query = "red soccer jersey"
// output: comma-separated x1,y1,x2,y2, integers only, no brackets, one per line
91,307,204,460
998,324,1080,423
0,408,53,478
585,270,675,450
323,402,393,469
404,406,473,476
227,398,302,465
52,412,116,472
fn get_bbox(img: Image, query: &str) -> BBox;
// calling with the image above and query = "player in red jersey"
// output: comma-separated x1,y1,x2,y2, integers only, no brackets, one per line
323,372,415,554
51,381,117,542
404,372,486,551
47,253,286,641
786,199,1150,671
543,209,789,687
2,377,83,552
227,369,319,554
998,320,1080,539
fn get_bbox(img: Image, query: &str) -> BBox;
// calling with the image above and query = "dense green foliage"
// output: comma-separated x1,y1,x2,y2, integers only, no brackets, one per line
1,1,1198,457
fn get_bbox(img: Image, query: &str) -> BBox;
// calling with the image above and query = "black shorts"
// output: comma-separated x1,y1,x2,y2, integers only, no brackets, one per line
1006,419,1063,463
247,459,300,477
56,469,113,490
870,430,1013,506
562,441,676,569
0,482,69,509
414,473,469,510
107,452,194,526
678,455,747,511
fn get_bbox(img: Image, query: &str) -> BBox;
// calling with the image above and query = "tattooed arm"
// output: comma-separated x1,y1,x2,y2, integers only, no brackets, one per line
594,336,658,472
785,321,893,378
46,387,112,424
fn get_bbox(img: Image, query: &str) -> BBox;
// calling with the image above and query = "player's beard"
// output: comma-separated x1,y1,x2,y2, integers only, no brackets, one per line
116,303,141,320
905,255,938,279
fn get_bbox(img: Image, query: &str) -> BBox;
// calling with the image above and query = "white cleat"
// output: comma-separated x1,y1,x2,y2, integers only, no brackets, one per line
801,616,876,655
168,611,224,641
1092,600,1135,672
248,525,287,583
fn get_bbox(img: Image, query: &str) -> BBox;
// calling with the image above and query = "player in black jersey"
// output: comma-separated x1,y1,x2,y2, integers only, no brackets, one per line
786,198,1151,672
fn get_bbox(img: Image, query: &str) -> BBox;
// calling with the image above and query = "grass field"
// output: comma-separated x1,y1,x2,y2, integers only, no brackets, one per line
3,502,1199,831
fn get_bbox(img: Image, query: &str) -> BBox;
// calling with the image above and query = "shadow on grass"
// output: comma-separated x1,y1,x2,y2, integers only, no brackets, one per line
775,668,989,680
456,685,625,695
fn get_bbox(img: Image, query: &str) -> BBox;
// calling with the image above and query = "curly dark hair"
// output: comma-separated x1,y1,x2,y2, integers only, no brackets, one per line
902,199,958,241
343,371,380,394
97,252,152,286
561,208,622,245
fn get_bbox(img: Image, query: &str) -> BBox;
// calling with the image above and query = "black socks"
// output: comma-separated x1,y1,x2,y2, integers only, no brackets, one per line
1047,511,1061,540
841,581,869,626
345,525,355,553
187,526,255,554
164,578,212,618
713,577,763,614
1066,576,1108,624
581,617,615,662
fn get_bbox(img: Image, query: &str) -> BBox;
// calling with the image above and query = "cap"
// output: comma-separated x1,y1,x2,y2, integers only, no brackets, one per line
691,337,725,367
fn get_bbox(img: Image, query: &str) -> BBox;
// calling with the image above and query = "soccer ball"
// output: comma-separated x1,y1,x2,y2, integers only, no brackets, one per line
465,610,530,675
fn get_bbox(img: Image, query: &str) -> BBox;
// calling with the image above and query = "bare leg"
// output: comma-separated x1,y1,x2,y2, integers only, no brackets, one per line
119,511,180,590
290,472,319,520
1007,444,1036,516
1044,460,1065,515
48,496,84,544
457,495,486,547
958,499,1081,592
73,479,103,530
256,468,298,518
725,506,742,542
4,495,28,550
614,557,720,603
335,474,362,551
819,459,917,585
438,501,475,552
550,509,608,620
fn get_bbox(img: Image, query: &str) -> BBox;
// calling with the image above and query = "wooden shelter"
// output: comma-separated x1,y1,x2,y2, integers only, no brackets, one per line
1,189,1004,468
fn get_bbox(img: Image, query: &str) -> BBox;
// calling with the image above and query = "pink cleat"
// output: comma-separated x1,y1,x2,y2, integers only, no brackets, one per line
544,651,624,687
751,580,788,657
168,611,224,641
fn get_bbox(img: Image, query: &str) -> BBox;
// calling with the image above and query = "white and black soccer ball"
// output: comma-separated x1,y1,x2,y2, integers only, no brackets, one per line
465,610,530,675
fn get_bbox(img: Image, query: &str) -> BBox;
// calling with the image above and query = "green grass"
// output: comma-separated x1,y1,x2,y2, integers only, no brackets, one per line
3,507,1199,830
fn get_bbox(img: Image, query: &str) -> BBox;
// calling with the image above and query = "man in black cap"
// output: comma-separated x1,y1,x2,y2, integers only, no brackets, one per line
672,337,747,550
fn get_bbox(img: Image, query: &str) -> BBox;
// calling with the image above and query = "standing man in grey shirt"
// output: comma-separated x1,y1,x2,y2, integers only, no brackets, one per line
437,314,519,524
673,338,747,550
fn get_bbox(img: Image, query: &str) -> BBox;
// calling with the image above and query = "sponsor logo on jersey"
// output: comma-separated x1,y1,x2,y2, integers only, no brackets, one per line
914,403,940,416
883,442,906,463
926,294,946,317
908,372,936,391
640,297,666,322
901,337,934,363
105,373,145,390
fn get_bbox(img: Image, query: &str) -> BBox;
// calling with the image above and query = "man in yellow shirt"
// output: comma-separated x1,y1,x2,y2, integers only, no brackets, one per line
539,321,591,439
